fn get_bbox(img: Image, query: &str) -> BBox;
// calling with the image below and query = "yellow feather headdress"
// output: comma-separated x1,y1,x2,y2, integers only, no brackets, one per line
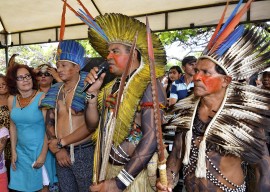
88,13,166,145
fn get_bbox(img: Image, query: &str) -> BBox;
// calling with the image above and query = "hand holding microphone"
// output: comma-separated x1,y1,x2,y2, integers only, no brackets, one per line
82,61,108,93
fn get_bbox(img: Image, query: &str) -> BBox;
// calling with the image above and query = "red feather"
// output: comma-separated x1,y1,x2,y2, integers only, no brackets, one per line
210,0,254,54
207,0,230,50
59,0,67,41
76,0,94,20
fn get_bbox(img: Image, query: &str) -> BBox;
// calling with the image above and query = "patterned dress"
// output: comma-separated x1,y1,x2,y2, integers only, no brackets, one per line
0,105,11,163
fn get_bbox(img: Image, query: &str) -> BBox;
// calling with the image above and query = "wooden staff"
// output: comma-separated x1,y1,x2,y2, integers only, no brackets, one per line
98,32,139,182
92,89,107,184
146,17,168,187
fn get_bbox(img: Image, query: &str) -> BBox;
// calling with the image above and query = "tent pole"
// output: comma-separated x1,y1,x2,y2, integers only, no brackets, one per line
4,32,8,67
5,46,8,68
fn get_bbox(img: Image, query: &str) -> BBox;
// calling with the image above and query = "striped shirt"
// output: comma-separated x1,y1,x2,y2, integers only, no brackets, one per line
170,75,194,101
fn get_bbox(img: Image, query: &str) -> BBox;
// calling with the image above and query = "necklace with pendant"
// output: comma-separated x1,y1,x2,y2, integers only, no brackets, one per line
17,90,37,109
62,85,75,105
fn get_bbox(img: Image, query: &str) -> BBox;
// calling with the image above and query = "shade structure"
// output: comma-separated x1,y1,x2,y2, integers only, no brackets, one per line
0,0,269,47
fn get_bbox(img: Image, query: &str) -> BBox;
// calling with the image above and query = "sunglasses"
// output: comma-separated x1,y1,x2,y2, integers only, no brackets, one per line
37,72,51,77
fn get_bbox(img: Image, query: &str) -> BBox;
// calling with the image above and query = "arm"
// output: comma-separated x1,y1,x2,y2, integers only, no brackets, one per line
7,96,17,170
47,67,62,83
32,94,48,168
117,81,167,189
255,143,270,191
33,133,48,169
84,67,106,130
169,82,178,106
156,131,184,192
84,91,100,131
0,136,8,157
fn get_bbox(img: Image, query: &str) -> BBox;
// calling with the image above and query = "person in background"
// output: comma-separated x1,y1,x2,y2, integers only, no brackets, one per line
261,68,270,90
35,63,61,191
0,74,10,192
169,56,197,106
35,63,62,93
166,66,182,99
259,68,270,153
6,64,57,192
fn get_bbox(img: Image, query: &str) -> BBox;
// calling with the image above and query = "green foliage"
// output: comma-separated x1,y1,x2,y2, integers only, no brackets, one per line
157,28,213,47
0,43,58,74
79,40,100,58
0,40,100,74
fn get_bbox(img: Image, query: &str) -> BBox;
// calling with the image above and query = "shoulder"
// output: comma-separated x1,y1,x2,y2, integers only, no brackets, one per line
38,92,46,102
7,95,15,110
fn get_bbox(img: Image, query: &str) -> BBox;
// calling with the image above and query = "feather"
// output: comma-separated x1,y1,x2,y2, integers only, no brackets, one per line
210,0,254,54
216,0,243,39
206,0,230,51
63,0,108,41
59,0,67,41
76,0,94,20
216,25,245,56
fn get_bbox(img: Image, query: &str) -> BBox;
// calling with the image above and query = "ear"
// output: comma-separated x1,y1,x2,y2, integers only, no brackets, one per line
74,64,80,72
223,75,232,88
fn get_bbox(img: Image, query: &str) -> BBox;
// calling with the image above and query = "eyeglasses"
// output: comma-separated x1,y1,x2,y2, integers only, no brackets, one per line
37,72,51,77
16,74,32,81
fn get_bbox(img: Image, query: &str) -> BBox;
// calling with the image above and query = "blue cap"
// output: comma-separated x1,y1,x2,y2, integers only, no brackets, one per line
56,40,85,69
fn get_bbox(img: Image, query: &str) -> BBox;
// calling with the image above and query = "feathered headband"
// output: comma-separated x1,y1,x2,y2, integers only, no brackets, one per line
179,0,270,178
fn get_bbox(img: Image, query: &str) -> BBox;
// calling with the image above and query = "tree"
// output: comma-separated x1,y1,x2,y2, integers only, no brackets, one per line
0,40,99,74
157,27,214,62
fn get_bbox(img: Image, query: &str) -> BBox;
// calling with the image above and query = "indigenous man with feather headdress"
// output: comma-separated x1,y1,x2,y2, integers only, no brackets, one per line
82,13,167,192
157,0,270,192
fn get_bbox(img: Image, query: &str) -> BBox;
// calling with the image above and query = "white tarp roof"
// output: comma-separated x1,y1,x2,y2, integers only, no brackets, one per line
0,0,269,46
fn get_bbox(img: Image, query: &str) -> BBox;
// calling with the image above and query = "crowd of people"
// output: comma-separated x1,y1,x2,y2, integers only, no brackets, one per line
0,1,270,192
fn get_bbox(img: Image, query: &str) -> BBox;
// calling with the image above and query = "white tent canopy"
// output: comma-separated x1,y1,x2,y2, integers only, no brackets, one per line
0,0,269,46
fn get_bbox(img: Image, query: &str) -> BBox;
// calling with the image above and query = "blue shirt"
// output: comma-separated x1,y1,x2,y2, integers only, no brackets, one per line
170,75,194,101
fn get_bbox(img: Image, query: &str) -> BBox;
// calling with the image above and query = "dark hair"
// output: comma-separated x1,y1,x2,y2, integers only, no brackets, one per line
182,56,197,67
169,66,182,74
125,45,141,63
215,64,227,75
6,64,38,95
199,58,227,75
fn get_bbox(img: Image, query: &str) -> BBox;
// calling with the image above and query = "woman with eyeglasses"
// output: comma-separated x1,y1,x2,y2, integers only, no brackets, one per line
35,64,62,93
6,64,57,192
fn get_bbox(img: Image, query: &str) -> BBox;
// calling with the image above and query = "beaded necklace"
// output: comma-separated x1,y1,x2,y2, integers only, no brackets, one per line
183,135,246,192
17,90,37,109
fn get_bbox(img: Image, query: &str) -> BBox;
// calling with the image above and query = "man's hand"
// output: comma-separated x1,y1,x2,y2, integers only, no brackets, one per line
55,148,72,167
48,139,60,154
84,67,106,93
156,179,173,192
89,179,121,192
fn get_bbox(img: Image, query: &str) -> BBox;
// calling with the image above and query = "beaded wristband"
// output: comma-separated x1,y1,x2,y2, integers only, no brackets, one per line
85,92,96,104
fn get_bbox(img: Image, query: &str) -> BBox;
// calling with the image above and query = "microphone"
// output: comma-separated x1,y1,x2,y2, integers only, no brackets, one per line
81,61,108,93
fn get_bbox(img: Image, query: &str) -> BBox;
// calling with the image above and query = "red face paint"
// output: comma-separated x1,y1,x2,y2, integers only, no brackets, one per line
107,44,129,76
193,59,224,97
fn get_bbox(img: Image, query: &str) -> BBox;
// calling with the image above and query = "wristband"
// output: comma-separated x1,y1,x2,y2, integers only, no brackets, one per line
57,139,63,149
85,92,96,104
